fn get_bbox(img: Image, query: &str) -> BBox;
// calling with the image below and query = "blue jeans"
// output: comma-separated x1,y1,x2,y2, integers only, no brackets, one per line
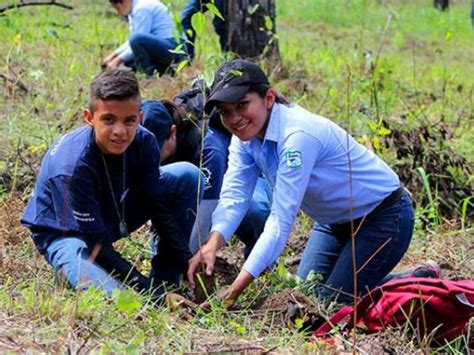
297,190,414,304
129,34,184,76
235,176,272,258
35,162,201,296
180,176,272,258
180,0,226,58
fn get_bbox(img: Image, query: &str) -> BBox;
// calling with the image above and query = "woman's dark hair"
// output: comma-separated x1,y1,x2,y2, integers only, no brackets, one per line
161,100,202,165
249,83,290,105
88,68,139,113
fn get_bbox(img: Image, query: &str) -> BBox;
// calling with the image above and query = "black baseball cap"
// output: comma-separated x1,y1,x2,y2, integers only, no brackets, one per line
204,59,269,114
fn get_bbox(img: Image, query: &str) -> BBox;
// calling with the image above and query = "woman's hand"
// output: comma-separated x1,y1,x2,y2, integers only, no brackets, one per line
200,270,254,310
187,231,225,289
166,292,198,321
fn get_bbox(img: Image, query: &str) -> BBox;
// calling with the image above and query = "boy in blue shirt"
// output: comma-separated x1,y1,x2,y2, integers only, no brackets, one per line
21,69,200,297
104,0,184,76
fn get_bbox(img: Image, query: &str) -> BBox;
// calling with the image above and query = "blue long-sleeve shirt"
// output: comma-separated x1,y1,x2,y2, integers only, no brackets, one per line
21,126,167,253
211,103,400,278
115,0,175,63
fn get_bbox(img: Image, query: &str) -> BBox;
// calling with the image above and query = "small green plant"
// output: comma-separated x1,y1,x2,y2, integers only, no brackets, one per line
417,167,441,229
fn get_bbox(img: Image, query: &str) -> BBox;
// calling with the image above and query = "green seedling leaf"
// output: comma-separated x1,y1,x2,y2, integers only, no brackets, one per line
206,3,224,21
113,289,141,313
264,16,273,31
176,59,188,73
295,318,304,330
248,4,260,15
276,263,287,277
367,120,377,132
228,69,243,77
445,30,452,41
377,127,391,136
191,12,206,36
372,136,381,149
169,43,186,55
230,320,246,335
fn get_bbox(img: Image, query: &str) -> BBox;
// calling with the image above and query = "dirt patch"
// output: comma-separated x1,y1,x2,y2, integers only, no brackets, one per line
253,289,323,331
213,255,241,287
0,193,37,282
193,271,217,304
191,334,274,353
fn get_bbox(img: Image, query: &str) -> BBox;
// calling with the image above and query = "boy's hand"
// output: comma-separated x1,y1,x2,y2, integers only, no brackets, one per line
166,293,197,321
187,232,225,289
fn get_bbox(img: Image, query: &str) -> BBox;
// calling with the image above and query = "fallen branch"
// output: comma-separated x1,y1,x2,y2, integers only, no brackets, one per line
0,71,29,94
0,1,73,15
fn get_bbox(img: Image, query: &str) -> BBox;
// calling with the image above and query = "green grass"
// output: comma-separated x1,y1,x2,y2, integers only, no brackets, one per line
0,0,473,352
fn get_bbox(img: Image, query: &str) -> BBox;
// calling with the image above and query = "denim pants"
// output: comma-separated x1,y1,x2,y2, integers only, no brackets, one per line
180,0,226,57
235,176,272,258
36,162,201,296
297,190,414,304
185,176,272,258
129,34,184,76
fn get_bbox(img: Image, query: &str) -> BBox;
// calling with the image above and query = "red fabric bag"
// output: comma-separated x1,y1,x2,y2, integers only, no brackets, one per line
313,278,474,342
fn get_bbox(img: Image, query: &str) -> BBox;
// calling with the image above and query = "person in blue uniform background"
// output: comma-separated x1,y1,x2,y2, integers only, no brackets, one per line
21,69,200,298
140,88,272,258
180,0,226,59
187,60,439,307
103,0,184,76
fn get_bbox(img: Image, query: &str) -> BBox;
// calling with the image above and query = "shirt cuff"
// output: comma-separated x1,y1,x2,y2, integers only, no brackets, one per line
210,220,234,243
242,258,267,278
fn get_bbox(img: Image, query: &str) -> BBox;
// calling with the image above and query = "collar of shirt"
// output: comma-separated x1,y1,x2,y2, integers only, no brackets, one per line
262,102,282,143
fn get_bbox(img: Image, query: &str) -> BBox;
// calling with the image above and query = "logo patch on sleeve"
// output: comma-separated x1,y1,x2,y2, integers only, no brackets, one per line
201,167,213,190
285,149,302,168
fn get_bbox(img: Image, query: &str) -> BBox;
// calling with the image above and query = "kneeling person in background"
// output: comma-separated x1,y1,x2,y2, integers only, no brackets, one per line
103,0,184,77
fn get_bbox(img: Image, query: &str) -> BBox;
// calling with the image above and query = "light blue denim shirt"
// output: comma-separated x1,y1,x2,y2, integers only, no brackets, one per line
211,103,400,278
115,0,175,62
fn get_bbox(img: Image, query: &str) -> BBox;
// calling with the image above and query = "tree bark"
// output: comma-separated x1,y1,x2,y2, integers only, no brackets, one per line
223,0,279,60
433,0,449,11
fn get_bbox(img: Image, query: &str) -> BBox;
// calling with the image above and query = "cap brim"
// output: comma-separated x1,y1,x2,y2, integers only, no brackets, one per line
204,84,251,115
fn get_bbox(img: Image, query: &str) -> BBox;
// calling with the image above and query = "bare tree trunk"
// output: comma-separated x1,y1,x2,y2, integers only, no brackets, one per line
433,0,449,11
223,0,280,61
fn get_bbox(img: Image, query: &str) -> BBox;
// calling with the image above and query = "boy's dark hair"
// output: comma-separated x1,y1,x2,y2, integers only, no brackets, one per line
108,0,123,4
88,69,140,112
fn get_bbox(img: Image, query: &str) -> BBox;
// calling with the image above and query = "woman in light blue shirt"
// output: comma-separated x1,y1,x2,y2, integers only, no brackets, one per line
104,0,184,76
187,60,435,306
